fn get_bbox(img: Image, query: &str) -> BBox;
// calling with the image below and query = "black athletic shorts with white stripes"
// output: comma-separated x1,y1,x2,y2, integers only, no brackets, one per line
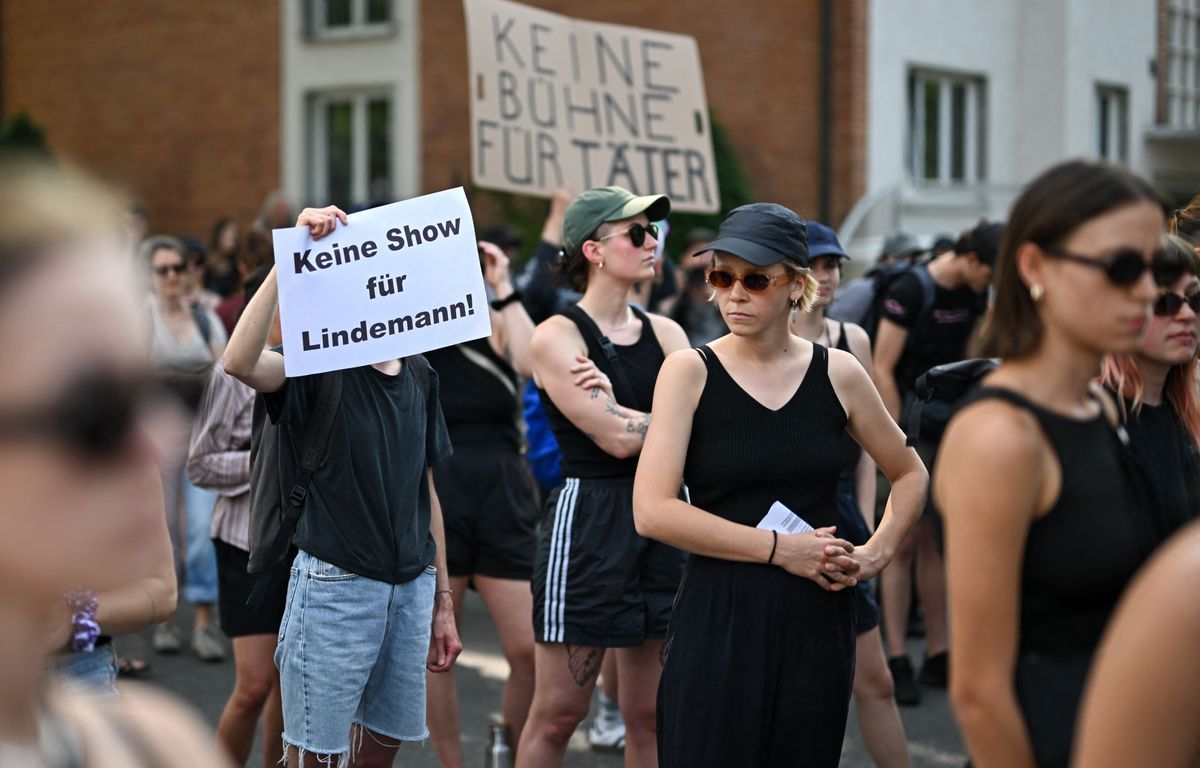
533,477,685,647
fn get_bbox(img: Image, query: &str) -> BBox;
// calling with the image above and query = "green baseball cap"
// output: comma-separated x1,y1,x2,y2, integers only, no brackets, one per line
562,186,671,256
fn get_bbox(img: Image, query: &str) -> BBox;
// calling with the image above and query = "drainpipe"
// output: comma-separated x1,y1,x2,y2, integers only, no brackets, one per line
818,0,833,224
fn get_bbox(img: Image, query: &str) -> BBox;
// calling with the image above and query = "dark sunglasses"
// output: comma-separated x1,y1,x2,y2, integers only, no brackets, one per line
1043,246,1182,288
1153,290,1200,317
0,370,145,462
153,263,186,277
596,222,659,249
706,268,793,292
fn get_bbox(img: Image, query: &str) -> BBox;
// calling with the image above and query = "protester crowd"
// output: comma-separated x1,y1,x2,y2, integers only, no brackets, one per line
4,143,1200,768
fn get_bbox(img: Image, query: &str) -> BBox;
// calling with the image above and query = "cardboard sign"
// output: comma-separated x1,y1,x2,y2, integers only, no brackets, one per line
464,0,719,213
272,188,491,377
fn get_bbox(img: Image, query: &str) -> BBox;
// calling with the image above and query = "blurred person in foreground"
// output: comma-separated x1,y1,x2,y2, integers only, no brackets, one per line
936,160,1173,767
188,264,287,767
788,222,910,767
0,156,228,766
142,234,228,663
1101,234,1200,542
1073,519,1200,768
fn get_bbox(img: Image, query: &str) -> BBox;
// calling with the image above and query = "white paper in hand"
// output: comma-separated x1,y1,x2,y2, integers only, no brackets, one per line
757,501,816,534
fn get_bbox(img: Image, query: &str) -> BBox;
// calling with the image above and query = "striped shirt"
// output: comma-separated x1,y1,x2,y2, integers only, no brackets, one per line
187,358,254,551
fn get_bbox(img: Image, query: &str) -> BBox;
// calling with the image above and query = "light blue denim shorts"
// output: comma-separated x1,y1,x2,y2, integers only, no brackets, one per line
276,550,435,761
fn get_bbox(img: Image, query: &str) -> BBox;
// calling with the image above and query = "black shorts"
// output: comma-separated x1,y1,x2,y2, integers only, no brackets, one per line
533,477,685,647
214,539,289,638
433,445,540,581
836,479,881,635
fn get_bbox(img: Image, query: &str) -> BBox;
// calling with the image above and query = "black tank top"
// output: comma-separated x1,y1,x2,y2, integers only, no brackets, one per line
539,304,664,479
969,387,1154,656
685,344,845,528
833,322,863,482
424,338,520,451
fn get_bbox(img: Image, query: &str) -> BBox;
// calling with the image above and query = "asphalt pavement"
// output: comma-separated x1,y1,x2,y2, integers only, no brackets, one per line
128,594,965,767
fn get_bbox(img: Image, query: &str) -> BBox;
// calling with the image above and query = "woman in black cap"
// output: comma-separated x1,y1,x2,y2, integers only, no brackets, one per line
517,186,690,768
633,203,927,766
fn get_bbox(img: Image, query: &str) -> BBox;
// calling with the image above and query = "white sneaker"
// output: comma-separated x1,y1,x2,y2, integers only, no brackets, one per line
151,623,182,654
587,697,626,752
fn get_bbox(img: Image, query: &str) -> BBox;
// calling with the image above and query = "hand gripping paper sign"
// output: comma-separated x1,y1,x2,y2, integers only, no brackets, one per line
272,188,492,377
464,0,719,213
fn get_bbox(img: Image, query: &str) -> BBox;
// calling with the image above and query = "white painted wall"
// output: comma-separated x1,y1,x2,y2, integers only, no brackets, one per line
279,0,421,209
856,0,1157,244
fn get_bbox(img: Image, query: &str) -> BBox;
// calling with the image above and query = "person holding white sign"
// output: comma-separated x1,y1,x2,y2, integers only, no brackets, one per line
631,204,926,766
224,206,462,768
519,186,689,768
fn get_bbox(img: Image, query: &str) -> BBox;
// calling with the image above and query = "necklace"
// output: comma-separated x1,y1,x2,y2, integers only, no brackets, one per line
599,309,636,332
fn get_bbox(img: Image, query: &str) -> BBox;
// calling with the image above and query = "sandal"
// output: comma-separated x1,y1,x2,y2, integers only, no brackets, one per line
116,657,150,678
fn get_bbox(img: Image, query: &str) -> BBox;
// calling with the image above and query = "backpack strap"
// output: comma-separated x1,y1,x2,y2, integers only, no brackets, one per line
189,302,213,348
910,265,938,328
561,303,636,403
287,371,343,508
405,355,432,402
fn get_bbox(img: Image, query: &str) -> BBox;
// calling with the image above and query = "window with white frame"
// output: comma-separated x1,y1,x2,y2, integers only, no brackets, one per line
1096,85,1129,163
907,69,987,184
308,91,393,209
308,0,393,39
1165,0,1200,128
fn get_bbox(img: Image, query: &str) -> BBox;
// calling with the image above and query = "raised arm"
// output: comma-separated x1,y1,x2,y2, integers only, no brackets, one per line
632,350,859,590
531,317,651,459
480,240,536,377
936,403,1045,768
225,206,347,393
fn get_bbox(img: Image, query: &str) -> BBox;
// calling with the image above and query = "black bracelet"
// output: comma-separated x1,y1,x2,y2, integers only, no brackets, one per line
490,291,523,311
767,530,778,565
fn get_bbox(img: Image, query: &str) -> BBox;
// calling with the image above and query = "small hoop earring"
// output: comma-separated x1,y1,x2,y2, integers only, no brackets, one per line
1030,283,1045,302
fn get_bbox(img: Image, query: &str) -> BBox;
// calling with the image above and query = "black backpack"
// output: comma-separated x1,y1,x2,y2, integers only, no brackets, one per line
829,262,937,345
904,358,1000,450
246,356,433,585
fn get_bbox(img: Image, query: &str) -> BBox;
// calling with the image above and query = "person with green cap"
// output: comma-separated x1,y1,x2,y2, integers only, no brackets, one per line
632,203,926,766
517,186,689,768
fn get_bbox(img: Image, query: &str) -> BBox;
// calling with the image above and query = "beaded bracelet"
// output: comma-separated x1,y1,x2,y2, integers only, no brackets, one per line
65,590,100,653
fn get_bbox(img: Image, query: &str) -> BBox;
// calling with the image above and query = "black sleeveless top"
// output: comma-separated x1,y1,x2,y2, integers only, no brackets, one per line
969,387,1154,657
685,344,845,528
833,322,863,482
540,304,664,479
424,337,520,451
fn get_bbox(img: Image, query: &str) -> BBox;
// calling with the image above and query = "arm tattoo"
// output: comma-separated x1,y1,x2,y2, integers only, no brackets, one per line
590,386,601,400
626,413,650,436
565,644,604,687
605,395,622,416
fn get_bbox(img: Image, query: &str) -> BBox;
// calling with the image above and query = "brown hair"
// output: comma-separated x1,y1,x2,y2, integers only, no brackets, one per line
978,160,1169,359
1170,193,1200,246
1101,234,1200,448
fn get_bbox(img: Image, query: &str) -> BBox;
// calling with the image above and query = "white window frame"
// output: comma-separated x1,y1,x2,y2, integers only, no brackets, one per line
308,89,392,207
1096,84,1130,163
907,69,987,185
1165,0,1200,128
308,0,395,41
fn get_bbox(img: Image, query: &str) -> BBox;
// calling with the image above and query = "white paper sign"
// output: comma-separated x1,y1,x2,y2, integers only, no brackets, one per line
757,501,816,535
464,0,719,213
272,188,492,377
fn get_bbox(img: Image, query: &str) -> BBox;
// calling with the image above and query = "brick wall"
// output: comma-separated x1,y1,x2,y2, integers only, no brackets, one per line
1,2,280,240
420,0,868,228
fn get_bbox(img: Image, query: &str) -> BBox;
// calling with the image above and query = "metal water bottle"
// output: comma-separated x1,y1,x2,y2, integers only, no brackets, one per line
483,723,513,768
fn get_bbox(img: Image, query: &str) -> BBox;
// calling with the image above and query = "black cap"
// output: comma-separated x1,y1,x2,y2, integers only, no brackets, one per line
697,203,809,267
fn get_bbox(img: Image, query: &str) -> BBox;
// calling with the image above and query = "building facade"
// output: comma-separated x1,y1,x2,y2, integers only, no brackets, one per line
845,0,1191,260
1,0,867,244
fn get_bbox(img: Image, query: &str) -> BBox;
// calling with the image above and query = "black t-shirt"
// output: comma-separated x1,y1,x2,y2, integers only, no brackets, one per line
1124,399,1200,542
265,359,453,584
879,270,986,395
